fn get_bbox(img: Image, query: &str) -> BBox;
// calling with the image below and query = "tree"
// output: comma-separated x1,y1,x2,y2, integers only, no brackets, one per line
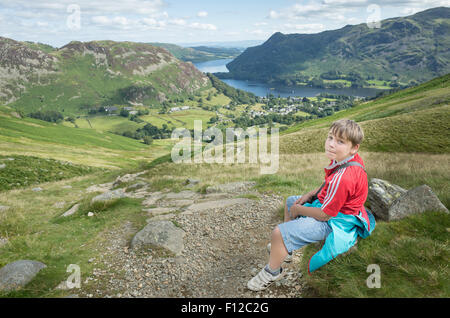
143,136,153,145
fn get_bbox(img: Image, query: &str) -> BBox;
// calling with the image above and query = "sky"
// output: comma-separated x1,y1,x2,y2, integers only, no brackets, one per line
0,0,448,48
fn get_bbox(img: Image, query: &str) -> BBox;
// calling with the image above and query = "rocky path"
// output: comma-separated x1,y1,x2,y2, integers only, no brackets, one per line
78,176,306,298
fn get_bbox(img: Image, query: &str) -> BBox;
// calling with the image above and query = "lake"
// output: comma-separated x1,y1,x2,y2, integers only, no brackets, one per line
193,59,386,98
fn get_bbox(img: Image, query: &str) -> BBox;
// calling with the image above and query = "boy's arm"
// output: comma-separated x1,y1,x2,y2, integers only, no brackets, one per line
290,205,331,222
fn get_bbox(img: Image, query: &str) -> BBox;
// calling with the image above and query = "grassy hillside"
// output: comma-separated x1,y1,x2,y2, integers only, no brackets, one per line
0,38,211,117
0,105,176,170
280,73,450,155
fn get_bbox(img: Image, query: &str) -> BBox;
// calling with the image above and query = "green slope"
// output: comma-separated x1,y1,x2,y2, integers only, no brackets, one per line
279,73,450,155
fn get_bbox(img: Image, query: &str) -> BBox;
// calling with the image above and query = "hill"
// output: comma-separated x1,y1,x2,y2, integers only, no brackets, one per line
225,7,450,88
149,43,242,63
0,38,210,116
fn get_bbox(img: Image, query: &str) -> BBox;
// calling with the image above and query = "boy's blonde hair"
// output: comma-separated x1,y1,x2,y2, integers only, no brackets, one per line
329,119,364,146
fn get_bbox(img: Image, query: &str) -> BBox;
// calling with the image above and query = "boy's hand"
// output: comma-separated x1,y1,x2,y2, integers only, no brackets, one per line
294,193,312,206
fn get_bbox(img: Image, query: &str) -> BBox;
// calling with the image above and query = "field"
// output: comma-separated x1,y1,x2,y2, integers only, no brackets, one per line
0,73,449,298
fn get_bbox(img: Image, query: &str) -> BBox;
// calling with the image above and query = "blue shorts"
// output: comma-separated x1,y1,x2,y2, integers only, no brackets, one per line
278,195,332,253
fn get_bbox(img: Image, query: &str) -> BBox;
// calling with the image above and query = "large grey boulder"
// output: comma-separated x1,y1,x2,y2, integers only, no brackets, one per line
130,221,185,256
91,189,127,203
368,178,407,221
388,185,449,221
0,260,47,291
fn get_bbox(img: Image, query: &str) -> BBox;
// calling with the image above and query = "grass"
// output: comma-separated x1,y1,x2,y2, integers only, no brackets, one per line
0,154,99,191
300,211,450,297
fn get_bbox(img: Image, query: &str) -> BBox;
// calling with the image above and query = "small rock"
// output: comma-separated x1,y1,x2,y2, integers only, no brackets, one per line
87,212,94,217
0,164,6,169
0,260,47,291
91,189,127,203
32,187,43,192
61,203,80,217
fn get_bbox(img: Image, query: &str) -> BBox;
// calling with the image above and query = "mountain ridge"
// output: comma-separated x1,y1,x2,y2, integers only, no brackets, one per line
225,7,450,87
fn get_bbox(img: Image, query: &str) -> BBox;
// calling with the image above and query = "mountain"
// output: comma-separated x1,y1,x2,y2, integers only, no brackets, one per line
0,38,210,116
149,43,242,63
226,7,450,87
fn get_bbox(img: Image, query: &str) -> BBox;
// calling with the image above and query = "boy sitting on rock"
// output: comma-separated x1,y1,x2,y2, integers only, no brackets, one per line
248,119,376,291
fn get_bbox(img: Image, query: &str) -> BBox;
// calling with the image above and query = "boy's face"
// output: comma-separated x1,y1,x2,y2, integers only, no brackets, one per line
325,132,360,162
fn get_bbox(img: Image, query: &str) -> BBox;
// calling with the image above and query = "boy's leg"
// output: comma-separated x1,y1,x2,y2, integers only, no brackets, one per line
268,226,289,270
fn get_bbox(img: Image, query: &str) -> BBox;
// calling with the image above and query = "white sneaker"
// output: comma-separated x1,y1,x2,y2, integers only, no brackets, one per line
247,267,284,291
266,243,293,263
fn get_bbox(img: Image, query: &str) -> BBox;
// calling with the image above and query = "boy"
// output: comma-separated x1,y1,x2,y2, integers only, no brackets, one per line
247,119,375,291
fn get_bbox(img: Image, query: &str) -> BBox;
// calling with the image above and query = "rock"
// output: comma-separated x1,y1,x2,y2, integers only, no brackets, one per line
368,178,407,221
142,193,164,207
126,182,148,191
91,189,127,203
166,199,195,207
0,164,5,169
164,191,198,200
205,181,256,194
184,198,255,213
184,178,200,189
86,182,114,193
0,205,10,213
88,212,94,217
61,203,80,217
62,185,72,189
32,187,43,192
130,221,185,256
0,260,47,291
388,185,449,221
143,207,178,215
113,171,147,188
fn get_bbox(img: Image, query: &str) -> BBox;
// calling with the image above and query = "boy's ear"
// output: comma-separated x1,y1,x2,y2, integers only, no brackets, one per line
351,143,360,154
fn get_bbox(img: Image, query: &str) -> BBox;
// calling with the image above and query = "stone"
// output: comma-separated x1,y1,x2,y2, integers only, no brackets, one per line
113,171,147,188
205,181,256,194
0,260,47,291
130,221,185,256
87,212,94,217
166,199,195,207
86,182,114,193
126,182,148,191
32,187,43,192
61,203,80,217
142,193,164,207
91,189,127,203
164,190,198,200
184,198,255,213
388,185,449,221
368,178,407,221
0,164,5,169
143,207,178,215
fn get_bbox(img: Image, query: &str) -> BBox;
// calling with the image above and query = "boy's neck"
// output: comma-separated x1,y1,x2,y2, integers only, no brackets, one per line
326,154,356,170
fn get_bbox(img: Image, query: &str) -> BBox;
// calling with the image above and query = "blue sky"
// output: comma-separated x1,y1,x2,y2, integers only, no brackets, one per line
0,0,448,47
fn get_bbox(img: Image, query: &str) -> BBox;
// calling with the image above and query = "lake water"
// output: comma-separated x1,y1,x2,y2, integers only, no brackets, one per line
193,59,385,98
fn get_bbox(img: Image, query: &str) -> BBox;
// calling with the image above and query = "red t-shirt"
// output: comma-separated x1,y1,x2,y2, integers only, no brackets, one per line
317,153,368,218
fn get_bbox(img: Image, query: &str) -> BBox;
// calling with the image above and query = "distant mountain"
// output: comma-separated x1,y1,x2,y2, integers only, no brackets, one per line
0,38,210,116
149,42,242,63
226,7,450,87
177,40,264,49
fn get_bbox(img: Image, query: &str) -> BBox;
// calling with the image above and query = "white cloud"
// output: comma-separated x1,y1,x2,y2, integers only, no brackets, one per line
189,22,217,31
283,23,326,33
197,11,208,17
169,18,186,26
